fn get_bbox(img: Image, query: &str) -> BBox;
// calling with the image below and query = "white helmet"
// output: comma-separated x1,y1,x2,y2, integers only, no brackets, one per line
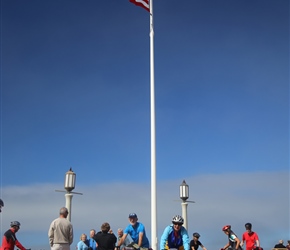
172,215,184,224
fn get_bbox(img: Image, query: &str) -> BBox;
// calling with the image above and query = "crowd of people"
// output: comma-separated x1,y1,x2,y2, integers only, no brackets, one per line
0,200,289,250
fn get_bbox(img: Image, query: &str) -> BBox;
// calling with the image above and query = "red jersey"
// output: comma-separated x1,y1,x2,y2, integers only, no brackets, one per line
0,228,26,250
242,231,259,250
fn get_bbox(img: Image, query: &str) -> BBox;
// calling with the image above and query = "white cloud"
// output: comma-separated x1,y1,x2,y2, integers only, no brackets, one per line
0,171,289,250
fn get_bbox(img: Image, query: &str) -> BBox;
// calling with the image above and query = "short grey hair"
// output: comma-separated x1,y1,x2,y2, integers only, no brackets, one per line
60,207,68,215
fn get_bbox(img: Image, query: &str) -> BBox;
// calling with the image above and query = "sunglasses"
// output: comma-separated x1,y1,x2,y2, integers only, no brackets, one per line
173,222,183,226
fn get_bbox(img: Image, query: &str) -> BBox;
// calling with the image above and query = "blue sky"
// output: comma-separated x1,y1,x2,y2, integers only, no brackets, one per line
0,0,289,249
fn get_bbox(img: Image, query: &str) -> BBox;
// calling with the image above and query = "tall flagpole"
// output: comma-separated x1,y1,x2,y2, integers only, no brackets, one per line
149,0,157,249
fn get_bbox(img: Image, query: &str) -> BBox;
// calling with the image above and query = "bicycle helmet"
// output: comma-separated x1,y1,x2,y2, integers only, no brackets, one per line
0,199,3,212
245,223,252,230
222,225,231,231
172,215,184,224
193,232,200,238
10,221,21,228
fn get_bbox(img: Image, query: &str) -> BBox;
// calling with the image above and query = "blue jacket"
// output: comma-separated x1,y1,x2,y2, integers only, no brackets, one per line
160,225,189,250
77,240,89,250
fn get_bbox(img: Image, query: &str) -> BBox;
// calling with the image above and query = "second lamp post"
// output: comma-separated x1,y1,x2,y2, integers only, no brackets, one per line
179,180,189,230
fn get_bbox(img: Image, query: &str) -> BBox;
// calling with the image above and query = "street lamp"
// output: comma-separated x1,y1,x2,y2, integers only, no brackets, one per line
56,168,83,222
179,180,194,230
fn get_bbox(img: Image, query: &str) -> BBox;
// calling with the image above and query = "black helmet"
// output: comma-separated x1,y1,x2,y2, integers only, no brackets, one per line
193,232,200,238
245,223,252,230
0,199,3,213
10,221,21,228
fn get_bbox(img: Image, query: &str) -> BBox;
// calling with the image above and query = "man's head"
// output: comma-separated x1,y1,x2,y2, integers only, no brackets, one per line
128,213,138,226
245,223,252,232
279,240,284,244
10,221,21,232
90,229,96,238
59,207,69,218
0,199,4,213
101,222,110,233
172,215,184,232
117,228,124,237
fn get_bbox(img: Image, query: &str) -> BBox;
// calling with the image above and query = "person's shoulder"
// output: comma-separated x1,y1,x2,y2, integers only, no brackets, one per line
110,233,117,239
230,233,237,238
4,229,12,235
124,224,132,231
180,226,188,233
51,217,59,223
164,225,173,232
139,222,146,228
94,231,102,237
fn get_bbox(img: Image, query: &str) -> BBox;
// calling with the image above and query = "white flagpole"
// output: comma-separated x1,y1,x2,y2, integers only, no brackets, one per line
149,0,157,249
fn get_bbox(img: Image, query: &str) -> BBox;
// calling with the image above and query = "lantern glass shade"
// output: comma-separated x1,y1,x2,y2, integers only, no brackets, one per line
180,180,189,201
65,168,76,192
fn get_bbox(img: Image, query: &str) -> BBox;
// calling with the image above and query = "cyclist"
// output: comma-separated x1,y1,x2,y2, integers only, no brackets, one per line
240,223,260,250
221,225,242,250
0,199,4,213
1,221,29,250
190,233,207,250
160,215,190,250
117,213,149,249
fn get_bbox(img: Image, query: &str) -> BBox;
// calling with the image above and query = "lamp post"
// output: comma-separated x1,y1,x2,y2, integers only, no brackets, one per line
179,180,194,230
56,168,83,222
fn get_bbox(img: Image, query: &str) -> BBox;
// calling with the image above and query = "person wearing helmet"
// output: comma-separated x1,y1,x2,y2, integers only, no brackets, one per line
117,213,149,249
190,233,207,250
160,215,190,250
221,225,242,250
0,199,4,213
1,221,28,250
240,223,260,250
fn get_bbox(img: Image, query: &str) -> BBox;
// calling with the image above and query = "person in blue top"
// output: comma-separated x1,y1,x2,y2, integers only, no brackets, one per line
88,229,97,250
77,233,89,250
117,213,149,249
160,215,190,250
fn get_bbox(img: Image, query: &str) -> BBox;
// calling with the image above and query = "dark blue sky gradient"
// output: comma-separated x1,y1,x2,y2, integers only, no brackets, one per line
1,0,289,186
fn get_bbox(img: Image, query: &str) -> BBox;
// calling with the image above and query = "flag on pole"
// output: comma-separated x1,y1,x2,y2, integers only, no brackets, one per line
129,0,150,12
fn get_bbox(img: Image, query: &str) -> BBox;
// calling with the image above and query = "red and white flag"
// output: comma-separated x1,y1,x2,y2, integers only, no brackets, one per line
129,0,150,12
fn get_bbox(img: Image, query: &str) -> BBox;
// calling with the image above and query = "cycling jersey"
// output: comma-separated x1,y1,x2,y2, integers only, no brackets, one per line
1,228,26,250
160,225,189,250
228,233,242,250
